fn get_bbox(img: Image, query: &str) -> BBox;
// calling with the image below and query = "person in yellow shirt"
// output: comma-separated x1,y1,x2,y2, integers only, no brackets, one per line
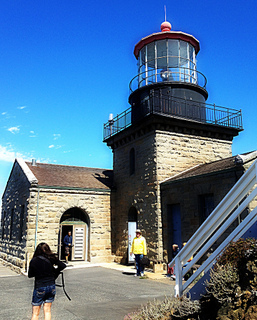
130,229,147,277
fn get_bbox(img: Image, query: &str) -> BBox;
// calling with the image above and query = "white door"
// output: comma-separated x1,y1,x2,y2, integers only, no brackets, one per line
128,222,137,263
73,226,85,260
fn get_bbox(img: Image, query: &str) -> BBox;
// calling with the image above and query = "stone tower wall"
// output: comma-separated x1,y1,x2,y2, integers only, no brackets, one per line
155,130,232,181
113,128,232,261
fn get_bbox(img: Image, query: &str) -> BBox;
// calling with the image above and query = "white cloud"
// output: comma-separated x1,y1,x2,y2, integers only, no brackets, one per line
53,134,61,140
17,106,26,110
1,112,11,119
0,144,52,166
0,145,16,162
29,130,37,138
0,145,29,163
8,126,20,134
49,144,63,149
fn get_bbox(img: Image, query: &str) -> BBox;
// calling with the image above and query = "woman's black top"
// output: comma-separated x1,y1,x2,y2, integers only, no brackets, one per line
28,255,66,289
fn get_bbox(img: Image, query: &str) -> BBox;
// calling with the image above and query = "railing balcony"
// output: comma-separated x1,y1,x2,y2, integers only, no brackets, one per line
103,107,132,141
103,94,243,141
129,67,207,92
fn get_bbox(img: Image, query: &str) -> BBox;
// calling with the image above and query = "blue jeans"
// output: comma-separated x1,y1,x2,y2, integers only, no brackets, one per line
135,254,144,276
32,284,56,306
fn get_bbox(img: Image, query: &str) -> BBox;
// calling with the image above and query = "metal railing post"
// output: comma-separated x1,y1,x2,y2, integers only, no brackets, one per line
174,256,183,297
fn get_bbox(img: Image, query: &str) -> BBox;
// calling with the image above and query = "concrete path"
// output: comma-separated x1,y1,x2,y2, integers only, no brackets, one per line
0,261,174,320
0,262,21,277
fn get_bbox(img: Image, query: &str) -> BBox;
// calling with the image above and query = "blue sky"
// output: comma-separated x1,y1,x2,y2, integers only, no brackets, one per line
0,0,257,200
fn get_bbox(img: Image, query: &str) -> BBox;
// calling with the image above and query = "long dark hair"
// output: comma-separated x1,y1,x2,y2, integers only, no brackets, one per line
33,242,58,263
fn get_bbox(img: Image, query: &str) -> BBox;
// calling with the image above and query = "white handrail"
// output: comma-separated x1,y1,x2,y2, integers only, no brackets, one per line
169,159,257,297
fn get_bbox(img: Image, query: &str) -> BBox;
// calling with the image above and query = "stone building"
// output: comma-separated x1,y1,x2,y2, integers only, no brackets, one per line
1,20,255,270
161,151,257,261
0,158,113,269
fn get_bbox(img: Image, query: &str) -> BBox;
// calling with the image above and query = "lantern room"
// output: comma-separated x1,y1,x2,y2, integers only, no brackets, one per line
134,21,201,88
130,21,206,91
128,21,208,124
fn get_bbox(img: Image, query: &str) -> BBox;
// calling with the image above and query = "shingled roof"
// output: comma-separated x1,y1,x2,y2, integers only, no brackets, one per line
25,161,113,190
161,151,257,185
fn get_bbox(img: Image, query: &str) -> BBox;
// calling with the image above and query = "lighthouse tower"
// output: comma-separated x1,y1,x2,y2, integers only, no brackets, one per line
104,21,242,262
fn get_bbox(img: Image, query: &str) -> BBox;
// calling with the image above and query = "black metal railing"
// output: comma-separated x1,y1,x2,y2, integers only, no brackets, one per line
129,67,207,92
103,95,243,141
103,107,132,140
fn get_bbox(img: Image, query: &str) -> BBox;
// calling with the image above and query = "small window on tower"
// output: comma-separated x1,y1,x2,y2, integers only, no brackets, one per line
129,148,135,175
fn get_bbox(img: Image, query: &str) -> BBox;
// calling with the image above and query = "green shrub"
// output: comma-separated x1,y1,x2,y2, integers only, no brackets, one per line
215,238,257,290
205,263,239,304
202,238,257,319
124,238,257,320
124,297,173,320
216,238,257,269
124,295,200,320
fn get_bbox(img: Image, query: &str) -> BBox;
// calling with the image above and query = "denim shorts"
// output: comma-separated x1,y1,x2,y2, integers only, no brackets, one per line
32,284,56,306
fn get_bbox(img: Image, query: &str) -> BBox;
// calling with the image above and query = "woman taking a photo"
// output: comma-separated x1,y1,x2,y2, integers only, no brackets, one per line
28,242,66,320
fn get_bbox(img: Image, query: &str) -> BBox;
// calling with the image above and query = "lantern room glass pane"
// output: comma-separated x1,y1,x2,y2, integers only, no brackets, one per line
168,39,179,68
157,39,167,69
145,42,155,84
138,47,146,87
179,41,188,68
146,42,155,70
139,46,146,73
189,44,194,64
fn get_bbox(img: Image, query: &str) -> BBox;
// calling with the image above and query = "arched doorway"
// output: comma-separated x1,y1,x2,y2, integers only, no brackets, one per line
59,207,89,262
128,206,138,222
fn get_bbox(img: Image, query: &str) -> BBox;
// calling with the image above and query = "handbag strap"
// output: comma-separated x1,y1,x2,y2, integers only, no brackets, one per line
56,272,71,301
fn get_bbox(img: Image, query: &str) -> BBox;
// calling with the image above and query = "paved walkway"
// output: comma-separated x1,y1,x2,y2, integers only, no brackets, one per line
0,261,22,277
0,261,174,320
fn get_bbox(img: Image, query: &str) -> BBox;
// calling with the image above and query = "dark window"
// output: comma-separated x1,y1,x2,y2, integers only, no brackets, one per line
1,211,6,240
128,206,138,222
19,205,25,242
129,148,135,175
198,194,215,224
10,208,14,240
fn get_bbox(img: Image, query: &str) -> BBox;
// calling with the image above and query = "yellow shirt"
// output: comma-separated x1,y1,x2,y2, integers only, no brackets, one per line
131,236,147,255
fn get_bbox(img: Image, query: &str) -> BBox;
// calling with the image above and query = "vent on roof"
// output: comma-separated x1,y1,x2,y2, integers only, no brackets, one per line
31,159,36,166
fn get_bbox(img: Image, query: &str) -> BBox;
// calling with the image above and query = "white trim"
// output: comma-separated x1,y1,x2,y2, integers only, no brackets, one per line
235,151,257,164
16,158,38,184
